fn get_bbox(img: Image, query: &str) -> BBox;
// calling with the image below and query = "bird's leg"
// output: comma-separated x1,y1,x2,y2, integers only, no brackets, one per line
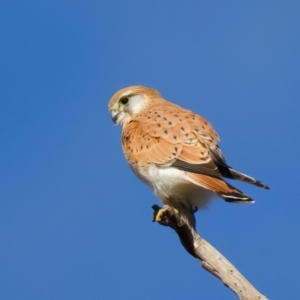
152,205,196,230
152,205,164,222
152,198,179,222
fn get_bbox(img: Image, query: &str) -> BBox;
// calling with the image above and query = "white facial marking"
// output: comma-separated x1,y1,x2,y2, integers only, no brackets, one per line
127,95,148,114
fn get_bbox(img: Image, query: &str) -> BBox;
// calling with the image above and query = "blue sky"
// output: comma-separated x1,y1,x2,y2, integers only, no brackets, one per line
1,1,299,299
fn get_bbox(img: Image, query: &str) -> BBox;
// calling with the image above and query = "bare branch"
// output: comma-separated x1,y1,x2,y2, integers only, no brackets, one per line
152,205,268,300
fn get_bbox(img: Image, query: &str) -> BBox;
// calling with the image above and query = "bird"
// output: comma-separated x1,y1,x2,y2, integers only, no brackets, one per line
108,86,269,228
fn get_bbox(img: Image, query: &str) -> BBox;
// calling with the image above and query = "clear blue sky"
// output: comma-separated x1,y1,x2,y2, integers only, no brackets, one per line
1,1,299,299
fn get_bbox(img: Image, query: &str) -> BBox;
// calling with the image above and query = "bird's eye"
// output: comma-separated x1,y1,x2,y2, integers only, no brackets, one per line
120,97,129,105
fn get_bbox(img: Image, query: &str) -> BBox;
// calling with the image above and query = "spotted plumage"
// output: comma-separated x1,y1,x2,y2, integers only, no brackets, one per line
108,86,269,228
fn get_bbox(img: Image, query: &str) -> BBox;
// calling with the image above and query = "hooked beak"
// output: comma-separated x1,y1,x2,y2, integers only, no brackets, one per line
111,110,120,124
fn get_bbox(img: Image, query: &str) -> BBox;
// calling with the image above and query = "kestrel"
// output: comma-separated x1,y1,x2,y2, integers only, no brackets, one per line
108,86,269,228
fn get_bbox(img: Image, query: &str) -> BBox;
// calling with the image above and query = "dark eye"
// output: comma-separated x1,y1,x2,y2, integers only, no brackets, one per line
120,97,129,105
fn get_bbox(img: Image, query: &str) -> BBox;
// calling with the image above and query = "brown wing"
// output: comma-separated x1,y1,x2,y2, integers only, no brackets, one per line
122,102,221,176
122,120,181,167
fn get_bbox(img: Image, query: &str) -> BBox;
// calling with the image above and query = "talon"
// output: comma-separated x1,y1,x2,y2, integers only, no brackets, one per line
153,208,164,222
151,204,179,222
172,207,179,214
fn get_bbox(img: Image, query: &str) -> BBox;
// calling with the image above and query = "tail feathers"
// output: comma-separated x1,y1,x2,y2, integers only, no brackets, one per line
209,148,270,190
218,189,254,203
228,168,270,190
188,173,254,203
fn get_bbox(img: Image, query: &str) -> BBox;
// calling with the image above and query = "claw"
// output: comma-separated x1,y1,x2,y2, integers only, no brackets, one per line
152,204,179,222
152,205,162,222
154,208,164,222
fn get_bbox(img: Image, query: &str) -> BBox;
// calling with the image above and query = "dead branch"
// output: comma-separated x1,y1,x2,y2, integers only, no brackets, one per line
152,205,268,300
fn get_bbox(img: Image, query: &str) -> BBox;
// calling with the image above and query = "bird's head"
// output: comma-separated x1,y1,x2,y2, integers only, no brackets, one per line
108,86,162,126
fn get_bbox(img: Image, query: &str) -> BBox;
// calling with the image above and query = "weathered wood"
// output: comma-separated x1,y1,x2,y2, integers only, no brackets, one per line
152,205,268,300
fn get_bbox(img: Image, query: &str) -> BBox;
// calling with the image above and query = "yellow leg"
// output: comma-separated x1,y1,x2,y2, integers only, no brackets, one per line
153,199,179,222
154,209,164,222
